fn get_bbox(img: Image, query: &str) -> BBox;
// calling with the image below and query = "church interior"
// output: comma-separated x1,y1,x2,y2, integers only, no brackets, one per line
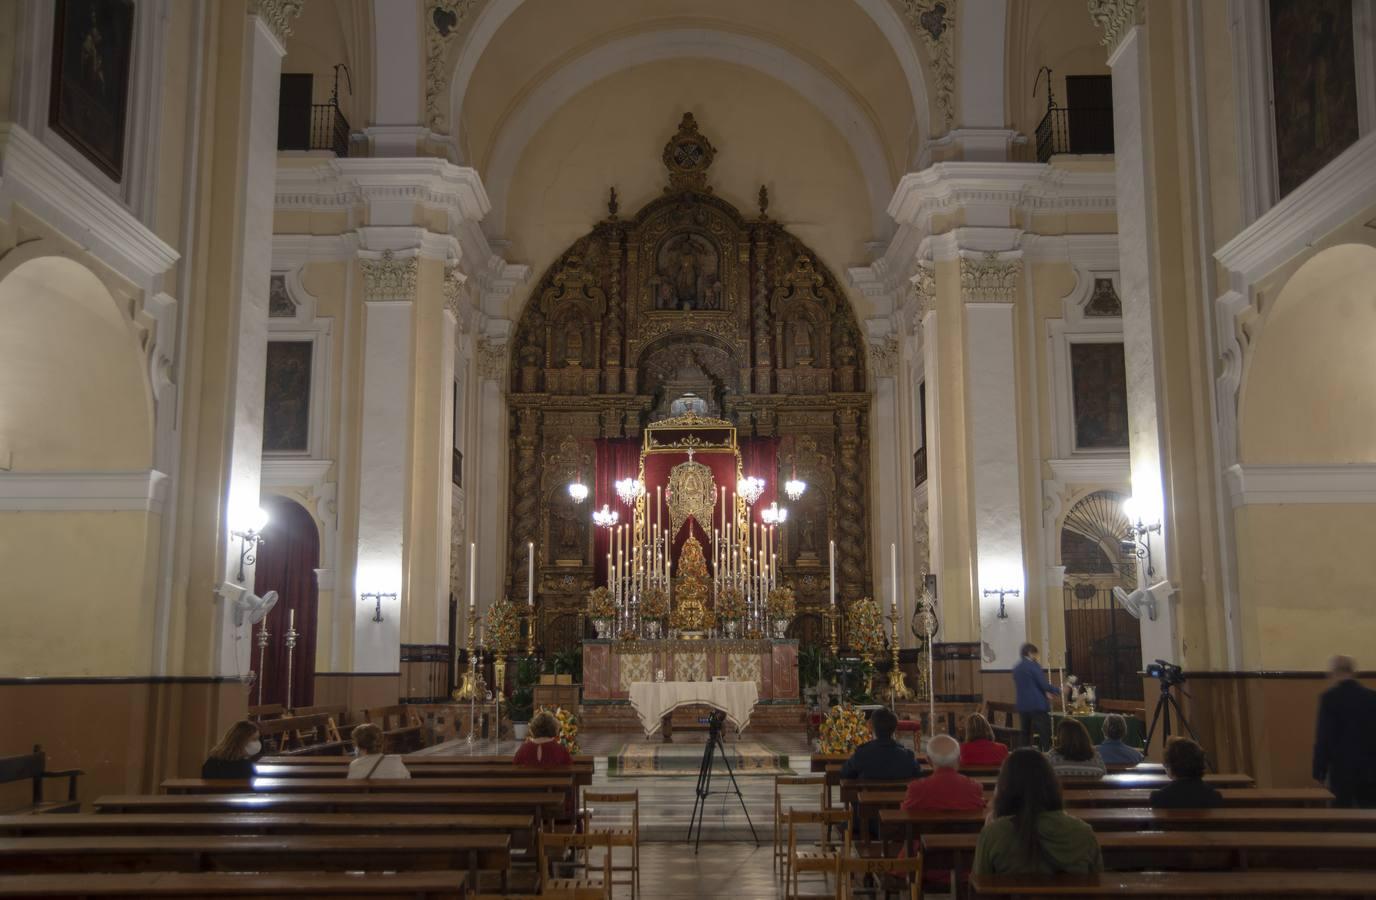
3,0,1376,896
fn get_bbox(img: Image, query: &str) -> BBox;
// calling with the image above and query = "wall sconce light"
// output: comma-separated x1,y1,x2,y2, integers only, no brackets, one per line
1121,496,1163,578
230,507,270,583
361,592,397,623
983,587,1021,620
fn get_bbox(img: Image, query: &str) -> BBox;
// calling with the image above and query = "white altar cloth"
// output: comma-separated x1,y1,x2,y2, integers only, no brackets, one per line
628,681,759,736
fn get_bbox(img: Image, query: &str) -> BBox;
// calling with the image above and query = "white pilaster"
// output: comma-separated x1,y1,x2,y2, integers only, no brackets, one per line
473,330,510,618
1108,26,1176,664
868,329,903,619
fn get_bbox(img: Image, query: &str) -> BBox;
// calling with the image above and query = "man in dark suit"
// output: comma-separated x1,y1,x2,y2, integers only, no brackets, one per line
1313,655,1376,808
1012,643,1060,751
839,708,924,781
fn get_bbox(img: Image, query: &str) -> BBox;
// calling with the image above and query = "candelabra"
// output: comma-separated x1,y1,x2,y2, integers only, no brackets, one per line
453,606,484,701
255,619,271,707
284,612,298,711
887,602,913,703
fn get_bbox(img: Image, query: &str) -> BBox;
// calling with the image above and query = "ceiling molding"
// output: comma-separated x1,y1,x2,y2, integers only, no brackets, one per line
1226,463,1376,507
0,470,169,514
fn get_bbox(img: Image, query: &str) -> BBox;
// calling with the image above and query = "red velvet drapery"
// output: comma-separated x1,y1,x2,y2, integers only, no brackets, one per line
593,438,641,585
253,495,320,709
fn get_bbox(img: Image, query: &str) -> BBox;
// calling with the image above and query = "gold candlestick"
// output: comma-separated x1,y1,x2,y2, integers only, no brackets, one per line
887,603,913,702
453,606,483,701
526,611,537,657
829,605,839,657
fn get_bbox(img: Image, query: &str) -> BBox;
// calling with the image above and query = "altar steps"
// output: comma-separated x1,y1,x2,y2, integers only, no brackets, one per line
579,701,806,733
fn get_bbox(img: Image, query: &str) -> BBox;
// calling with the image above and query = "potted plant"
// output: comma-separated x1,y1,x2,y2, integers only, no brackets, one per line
507,656,540,740
586,587,615,637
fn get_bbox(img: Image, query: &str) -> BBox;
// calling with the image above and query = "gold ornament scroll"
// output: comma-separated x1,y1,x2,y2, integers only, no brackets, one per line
666,459,716,536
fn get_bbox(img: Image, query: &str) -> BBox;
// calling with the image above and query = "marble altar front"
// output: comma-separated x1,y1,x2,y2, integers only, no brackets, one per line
582,639,799,702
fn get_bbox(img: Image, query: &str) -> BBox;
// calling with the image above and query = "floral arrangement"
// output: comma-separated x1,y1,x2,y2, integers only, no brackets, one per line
534,704,580,754
670,600,715,632
640,586,669,619
716,587,745,620
485,598,521,654
846,596,885,659
765,585,796,620
819,704,869,755
586,586,616,620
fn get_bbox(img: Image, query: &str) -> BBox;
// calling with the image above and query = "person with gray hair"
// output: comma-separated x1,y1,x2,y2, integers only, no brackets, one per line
1095,713,1144,765
900,733,985,814
1313,655,1376,808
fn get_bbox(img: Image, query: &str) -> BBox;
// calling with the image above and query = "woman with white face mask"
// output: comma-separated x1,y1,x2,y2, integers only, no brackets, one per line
202,720,262,780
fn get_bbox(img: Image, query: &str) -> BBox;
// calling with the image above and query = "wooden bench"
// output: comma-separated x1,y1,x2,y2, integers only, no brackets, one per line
363,705,426,752
0,870,468,898
162,776,573,795
969,871,1376,898
857,787,1332,818
253,763,594,786
984,701,1023,747
837,773,1252,807
0,834,510,890
0,812,533,841
255,714,349,756
258,753,596,766
0,745,83,814
923,831,1376,877
247,703,285,721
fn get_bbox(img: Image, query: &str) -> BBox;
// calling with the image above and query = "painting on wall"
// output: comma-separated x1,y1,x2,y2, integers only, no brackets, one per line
263,341,313,453
1070,342,1128,450
49,0,135,181
1269,0,1359,198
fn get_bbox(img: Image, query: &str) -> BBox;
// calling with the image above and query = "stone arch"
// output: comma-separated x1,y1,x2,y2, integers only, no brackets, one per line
1238,243,1376,464
0,253,155,471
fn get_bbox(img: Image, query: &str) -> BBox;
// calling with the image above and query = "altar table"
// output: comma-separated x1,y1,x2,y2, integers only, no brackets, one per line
581,638,798,701
627,681,759,737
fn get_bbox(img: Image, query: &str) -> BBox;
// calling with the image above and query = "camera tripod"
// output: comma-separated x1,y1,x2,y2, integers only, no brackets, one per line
686,710,759,852
1142,678,1211,771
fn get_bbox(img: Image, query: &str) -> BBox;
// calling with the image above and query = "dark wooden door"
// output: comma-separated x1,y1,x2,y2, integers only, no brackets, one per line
277,73,313,151
1065,75,1114,154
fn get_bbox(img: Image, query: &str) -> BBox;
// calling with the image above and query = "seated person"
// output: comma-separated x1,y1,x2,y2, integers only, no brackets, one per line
348,723,411,779
840,708,924,780
201,720,261,780
1150,737,1221,809
960,713,1010,767
902,734,985,812
514,710,574,767
1095,713,1145,766
974,748,1103,875
1046,718,1106,778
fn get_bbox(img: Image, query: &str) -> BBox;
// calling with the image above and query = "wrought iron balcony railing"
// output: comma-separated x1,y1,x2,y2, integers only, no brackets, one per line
1035,106,1114,163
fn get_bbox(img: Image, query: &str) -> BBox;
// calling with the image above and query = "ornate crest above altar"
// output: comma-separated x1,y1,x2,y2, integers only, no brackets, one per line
505,113,874,655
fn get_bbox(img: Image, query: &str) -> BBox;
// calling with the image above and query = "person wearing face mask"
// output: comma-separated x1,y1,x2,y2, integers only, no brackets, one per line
202,720,262,780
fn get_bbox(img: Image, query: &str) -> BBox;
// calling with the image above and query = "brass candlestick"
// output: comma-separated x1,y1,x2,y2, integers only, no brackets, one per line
284,616,299,711
887,603,913,703
526,611,537,657
829,605,839,657
255,618,271,707
453,606,482,701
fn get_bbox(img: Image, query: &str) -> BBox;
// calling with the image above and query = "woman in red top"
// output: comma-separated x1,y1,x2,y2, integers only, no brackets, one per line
960,714,1010,767
514,711,574,767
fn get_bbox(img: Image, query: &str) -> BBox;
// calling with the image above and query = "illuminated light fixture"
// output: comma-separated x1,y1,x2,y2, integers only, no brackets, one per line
592,505,619,528
784,476,806,502
760,502,788,524
230,507,271,583
360,591,397,624
567,479,589,504
983,587,1021,620
1120,496,1163,577
615,478,645,506
736,476,765,507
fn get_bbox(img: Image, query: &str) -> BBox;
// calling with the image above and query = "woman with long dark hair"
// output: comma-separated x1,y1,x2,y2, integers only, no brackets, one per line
973,748,1102,875
201,720,261,780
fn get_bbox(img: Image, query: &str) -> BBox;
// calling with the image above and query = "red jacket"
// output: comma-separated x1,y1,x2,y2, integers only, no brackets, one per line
959,739,1009,768
513,737,573,768
900,767,986,813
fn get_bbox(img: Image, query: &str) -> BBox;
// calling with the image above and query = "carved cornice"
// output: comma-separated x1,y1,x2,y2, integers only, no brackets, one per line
360,250,418,302
897,0,957,129
1087,0,1144,54
249,0,304,46
959,252,1022,304
477,338,507,381
424,1,478,132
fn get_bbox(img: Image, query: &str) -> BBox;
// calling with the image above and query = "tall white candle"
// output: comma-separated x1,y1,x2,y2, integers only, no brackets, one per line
289,608,295,631
890,543,898,612
469,543,477,608
829,540,836,606
528,542,535,606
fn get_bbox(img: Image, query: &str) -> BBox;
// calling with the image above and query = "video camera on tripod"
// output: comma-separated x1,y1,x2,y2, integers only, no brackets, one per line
1145,659,1186,687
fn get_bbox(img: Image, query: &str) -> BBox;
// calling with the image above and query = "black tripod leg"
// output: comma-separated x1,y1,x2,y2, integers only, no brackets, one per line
715,732,759,846
688,731,713,848
1165,691,1213,772
1142,688,1171,755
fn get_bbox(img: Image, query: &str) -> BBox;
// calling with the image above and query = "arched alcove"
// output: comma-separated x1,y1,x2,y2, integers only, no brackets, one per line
0,255,153,471
253,495,322,710
1239,243,1376,464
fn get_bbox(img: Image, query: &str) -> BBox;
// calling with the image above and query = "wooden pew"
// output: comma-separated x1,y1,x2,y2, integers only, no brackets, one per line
247,703,285,721
838,773,1254,808
0,870,469,898
0,812,533,841
363,704,426,752
161,776,573,796
258,753,596,766
969,871,1376,898
255,714,349,756
923,831,1376,877
984,701,1023,747
0,833,510,891
857,787,1332,818
253,762,594,786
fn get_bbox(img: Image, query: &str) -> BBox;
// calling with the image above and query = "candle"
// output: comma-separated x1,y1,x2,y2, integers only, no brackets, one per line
469,543,476,608
528,542,535,606
289,608,295,631
829,540,836,606
890,542,898,613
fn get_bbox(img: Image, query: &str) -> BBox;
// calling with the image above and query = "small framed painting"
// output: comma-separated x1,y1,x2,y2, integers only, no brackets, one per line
48,0,135,182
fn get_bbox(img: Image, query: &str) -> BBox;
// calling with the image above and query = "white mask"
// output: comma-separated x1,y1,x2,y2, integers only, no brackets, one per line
245,740,262,757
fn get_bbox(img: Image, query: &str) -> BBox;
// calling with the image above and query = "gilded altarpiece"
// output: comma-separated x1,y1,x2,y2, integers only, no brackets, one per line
508,115,873,653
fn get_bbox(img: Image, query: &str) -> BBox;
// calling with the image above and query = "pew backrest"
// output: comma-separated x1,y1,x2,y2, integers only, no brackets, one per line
0,745,82,814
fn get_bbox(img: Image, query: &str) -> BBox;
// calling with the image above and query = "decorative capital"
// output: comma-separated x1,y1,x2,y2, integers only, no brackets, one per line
1087,0,1143,54
443,263,467,319
898,0,957,129
959,252,1022,304
477,337,507,381
360,250,418,302
911,261,936,319
869,336,900,378
249,0,304,45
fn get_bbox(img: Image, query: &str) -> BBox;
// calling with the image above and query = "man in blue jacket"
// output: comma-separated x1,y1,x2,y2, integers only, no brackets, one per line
1012,643,1059,751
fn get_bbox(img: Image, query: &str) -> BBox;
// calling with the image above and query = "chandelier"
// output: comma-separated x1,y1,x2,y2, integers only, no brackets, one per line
615,477,645,506
784,477,806,501
736,476,765,506
592,505,619,528
760,502,788,524
567,479,589,504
